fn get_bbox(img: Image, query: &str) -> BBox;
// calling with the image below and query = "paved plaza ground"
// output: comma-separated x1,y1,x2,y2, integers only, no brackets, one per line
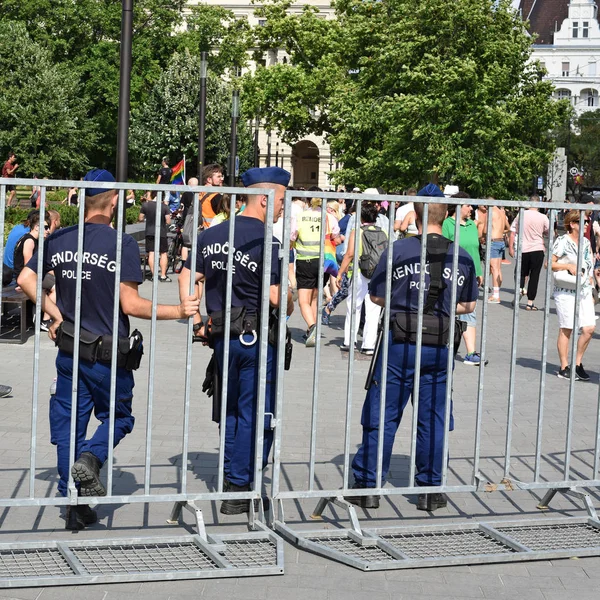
2,258,600,599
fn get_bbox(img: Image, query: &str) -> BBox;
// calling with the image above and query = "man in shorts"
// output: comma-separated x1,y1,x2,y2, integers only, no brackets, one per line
139,191,171,282
2,151,19,207
478,201,509,303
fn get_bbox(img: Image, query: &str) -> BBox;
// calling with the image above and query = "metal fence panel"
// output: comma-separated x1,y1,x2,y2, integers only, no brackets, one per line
0,177,283,585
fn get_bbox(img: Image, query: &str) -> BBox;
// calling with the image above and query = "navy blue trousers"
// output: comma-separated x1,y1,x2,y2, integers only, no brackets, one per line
352,333,452,488
51,351,135,497
214,338,276,487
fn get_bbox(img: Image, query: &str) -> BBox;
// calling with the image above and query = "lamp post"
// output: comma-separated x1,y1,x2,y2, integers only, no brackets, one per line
116,0,133,231
198,52,208,178
229,90,239,186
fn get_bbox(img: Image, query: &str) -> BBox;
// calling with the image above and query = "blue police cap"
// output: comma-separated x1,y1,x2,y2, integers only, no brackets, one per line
241,167,291,188
84,168,116,196
417,183,444,198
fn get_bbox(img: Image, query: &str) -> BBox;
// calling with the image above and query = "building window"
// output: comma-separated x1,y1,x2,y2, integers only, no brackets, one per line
585,90,599,106
556,89,572,101
258,19,267,26
583,22,589,38
590,61,597,76
562,61,570,76
573,21,579,38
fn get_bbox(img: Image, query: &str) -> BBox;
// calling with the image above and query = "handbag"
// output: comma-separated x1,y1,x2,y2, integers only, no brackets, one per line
553,256,578,290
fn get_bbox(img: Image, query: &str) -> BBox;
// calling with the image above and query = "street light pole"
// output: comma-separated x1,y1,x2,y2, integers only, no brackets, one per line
229,90,239,186
198,51,208,178
116,0,133,230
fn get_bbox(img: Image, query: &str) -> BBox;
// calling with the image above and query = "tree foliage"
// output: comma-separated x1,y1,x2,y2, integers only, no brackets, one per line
243,0,566,197
130,51,253,180
0,21,96,177
570,110,600,190
177,5,252,76
0,1,252,178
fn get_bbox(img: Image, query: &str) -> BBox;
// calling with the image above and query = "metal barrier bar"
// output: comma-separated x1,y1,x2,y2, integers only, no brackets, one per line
106,190,125,496
342,198,362,490
143,192,162,495
0,185,5,330
565,210,586,480
272,192,292,510
375,200,397,489
473,205,494,484
68,189,87,501
408,204,429,486
181,192,200,494
28,187,47,497
504,207,525,479
308,198,328,491
254,190,276,492
217,196,237,494
534,209,556,482
441,210,462,486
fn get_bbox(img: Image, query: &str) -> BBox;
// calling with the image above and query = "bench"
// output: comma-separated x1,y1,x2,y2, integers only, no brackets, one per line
1,287,32,344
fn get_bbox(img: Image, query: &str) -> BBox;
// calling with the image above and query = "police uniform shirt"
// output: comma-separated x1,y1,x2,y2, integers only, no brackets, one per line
369,235,478,317
27,224,143,337
186,216,281,315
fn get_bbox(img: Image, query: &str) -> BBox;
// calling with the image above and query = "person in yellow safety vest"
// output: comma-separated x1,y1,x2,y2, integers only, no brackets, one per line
291,193,342,347
200,164,224,229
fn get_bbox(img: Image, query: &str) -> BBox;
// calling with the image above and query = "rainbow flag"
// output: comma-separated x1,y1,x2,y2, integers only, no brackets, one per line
170,159,185,185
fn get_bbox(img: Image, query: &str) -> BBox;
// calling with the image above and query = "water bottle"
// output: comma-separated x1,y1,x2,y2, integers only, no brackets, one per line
50,378,57,396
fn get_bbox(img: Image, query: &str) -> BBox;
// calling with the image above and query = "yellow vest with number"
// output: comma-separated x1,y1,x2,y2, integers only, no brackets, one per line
296,209,323,260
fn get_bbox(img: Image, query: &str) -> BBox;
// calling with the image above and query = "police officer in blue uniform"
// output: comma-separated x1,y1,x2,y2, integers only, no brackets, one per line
349,185,478,511
18,169,199,530
178,166,294,515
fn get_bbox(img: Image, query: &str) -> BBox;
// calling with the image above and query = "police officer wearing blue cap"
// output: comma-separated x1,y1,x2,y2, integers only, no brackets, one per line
179,166,294,515
348,185,478,511
18,169,199,530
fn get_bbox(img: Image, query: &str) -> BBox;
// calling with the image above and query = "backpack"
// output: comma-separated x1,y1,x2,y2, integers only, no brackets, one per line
358,225,387,279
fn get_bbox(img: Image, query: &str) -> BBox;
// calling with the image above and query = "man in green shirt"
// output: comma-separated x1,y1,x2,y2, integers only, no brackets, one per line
442,192,485,366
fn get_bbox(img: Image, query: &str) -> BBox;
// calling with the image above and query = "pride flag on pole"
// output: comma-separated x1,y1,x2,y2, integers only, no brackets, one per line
170,159,185,185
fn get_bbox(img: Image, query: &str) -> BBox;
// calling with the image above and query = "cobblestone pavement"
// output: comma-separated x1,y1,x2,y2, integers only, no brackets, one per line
2,260,600,599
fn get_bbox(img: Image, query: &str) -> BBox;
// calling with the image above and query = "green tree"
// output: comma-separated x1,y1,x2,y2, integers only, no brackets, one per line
176,4,252,76
570,110,600,190
0,0,187,173
243,0,567,197
130,51,253,180
0,21,96,177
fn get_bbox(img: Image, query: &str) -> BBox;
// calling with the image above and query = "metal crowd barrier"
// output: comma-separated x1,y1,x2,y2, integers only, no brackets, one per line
3,179,600,581
270,189,600,570
0,177,283,586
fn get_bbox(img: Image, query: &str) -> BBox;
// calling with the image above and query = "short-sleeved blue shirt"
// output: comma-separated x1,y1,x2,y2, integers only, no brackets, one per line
185,216,281,315
4,224,29,269
27,223,143,337
369,234,478,318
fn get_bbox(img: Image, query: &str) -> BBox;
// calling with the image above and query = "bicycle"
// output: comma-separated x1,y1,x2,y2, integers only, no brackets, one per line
166,214,184,274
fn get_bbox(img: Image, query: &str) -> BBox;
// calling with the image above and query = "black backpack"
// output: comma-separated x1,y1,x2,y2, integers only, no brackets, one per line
358,225,388,279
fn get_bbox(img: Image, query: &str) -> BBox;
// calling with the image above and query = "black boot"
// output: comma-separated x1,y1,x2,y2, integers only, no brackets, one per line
345,483,380,509
65,505,97,530
416,492,447,512
220,480,251,515
71,452,106,497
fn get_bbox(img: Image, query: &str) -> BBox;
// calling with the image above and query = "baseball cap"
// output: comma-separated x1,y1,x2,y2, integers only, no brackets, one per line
443,185,460,197
83,169,116,197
